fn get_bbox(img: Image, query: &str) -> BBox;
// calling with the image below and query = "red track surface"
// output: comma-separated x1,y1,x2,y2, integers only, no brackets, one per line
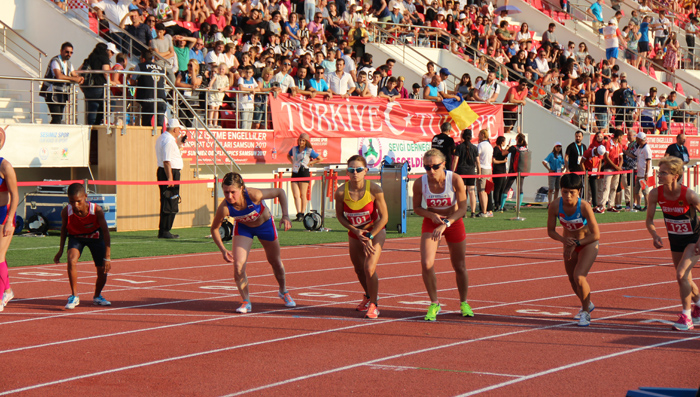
2,220,699,395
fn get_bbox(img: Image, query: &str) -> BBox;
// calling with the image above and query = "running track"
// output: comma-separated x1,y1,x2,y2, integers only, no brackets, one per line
1,220,699,395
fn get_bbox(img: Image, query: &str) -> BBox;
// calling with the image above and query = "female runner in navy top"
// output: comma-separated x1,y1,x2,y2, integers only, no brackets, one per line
646,156,700,331
412,149,472,321
210,172,295,313
547,173,600,326
0,155,18,312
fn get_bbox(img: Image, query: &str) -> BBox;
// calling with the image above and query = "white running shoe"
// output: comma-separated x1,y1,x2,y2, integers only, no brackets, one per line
578,311,591,327
93,295,111,306
2,290,13,306
236,301,252,313
574,302,595,319
65,295,80,309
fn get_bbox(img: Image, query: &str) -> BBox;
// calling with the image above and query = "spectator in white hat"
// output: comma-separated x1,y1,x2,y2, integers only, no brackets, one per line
634,132,652,211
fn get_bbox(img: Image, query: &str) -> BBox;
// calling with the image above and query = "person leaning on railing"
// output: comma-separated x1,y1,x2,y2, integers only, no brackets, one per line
79,42,117,126
40,42,84,125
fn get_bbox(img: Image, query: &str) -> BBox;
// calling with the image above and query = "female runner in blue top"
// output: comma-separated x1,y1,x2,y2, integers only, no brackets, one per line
547,173,600,326
210,172,295,313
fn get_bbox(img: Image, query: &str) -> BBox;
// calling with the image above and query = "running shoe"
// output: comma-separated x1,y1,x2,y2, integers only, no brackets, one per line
93,295,111,306
365,303,380,319
672,313,694,331
485,212,494,218
65,295,80,310
573,302,595,319
475,213,486,218
236,301,252,313
593,207,605,214
460,301,474,317
692,304,700,325
608,207,619,213
278,291,296,307
470,213,477,218
2,289,14,307
356,295,371,311
424,302,441,321
633,205,643,212
578,311,591,326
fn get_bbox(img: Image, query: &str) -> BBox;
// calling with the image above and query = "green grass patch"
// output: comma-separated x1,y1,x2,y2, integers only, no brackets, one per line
8,206,654,268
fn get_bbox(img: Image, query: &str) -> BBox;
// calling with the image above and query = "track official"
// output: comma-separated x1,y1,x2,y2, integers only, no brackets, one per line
156,119,184,239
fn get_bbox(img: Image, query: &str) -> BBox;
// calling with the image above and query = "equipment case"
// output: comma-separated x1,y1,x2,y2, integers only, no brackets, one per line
24,193,117,230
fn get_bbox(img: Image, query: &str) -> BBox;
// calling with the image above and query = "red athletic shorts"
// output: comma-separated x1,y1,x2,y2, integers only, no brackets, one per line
421,217,466,243
348,224,386,240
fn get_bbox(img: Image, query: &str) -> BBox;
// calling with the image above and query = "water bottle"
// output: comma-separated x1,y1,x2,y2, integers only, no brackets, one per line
271,147,277,160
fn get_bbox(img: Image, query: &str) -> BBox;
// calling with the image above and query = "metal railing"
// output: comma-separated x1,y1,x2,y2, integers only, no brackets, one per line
0,19,47,76
561,102,700,134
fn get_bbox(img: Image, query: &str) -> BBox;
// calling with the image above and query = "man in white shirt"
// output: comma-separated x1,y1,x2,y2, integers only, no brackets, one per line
603,20,626,67
476,128,494,217
156,119,185,239
534,49,550,76
634,132,653,210
272,56,296,94
94,0,132,50
204,41,226,70
328,58,356,97
652,10,671,47
341,47,357,81
475,72,500,103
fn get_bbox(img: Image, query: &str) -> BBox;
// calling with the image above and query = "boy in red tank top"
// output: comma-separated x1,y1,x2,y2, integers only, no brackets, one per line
54,183,112,310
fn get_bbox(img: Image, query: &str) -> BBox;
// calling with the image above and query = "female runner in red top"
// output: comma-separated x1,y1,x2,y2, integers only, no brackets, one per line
646,156,700,331
412,149,472,321
334,155,389,319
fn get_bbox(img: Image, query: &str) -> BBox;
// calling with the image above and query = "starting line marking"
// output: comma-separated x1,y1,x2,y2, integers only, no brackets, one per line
298,292,347,299
640,319,676,325
366,364,524,378
398,301,438,306
112,279,155,284
516,309,572,317
17,272,62,277
200,286,237,290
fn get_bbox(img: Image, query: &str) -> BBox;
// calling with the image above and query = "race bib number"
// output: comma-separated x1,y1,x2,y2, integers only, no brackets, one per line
665,218,693,235
560,217,584,231
233,211,261,223
346,211,370,227
426,198,452,208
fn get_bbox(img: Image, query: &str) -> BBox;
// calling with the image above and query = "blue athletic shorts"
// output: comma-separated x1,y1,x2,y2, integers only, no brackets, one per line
234,217,278,242
68,232,106,267
606,47,618,59
0,203,14,226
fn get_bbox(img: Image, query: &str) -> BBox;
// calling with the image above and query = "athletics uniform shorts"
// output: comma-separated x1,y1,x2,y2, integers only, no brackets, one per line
234,217,278,242
421,217,466,243
668,234,700,253
0,203,15,226
68,232,106,267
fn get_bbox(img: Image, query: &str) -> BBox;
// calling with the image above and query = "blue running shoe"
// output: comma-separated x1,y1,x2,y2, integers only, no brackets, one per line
65,295,80,310
93,295,111,306
236,301,252,313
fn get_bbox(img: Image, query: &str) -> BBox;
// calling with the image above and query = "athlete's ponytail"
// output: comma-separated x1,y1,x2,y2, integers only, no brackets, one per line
222,172,245,189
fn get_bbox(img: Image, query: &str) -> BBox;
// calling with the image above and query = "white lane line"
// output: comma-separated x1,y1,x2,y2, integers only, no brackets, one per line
364,364,525,378
220,303,687,397
455,334,700,396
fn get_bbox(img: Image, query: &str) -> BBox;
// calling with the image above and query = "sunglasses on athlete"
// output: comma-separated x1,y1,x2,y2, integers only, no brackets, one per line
424,163,443,171
347,167,366,173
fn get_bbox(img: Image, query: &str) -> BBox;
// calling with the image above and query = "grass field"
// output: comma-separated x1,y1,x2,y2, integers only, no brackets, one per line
8,207,656,268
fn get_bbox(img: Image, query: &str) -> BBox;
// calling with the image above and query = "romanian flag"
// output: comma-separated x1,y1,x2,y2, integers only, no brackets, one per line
442,93,479,130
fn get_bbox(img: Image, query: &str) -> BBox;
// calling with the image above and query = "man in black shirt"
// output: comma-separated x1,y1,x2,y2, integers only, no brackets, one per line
120,9,151,57
431,122,456,170
665,133,690,165
565,130,587,173
130,50,166,127
292,67,315,97
594,77,612,129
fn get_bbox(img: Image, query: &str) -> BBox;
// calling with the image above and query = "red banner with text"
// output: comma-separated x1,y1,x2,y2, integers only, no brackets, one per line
269,94,504,141
180,129,343,165
646,135,700,159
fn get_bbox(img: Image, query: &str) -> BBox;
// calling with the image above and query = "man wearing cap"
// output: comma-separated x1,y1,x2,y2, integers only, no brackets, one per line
634,132,653,211
119,7,150,57
603,19,626,67
665,133,690,165
597,128,624,213
155,119,185,239
431,122,455,171
679,95,698,122
437,67,450,94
